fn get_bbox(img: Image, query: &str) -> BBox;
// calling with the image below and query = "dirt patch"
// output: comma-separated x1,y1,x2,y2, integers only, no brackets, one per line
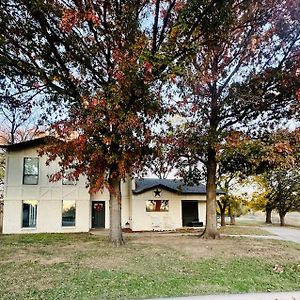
130,235,300,263
2,233,299,271
38,256,66,265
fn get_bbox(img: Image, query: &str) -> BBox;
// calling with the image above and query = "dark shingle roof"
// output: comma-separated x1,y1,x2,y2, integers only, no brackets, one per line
0,136,57,150
133,178,224,195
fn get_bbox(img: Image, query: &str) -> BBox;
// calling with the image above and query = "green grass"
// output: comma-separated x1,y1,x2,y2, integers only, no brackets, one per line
0,233,300,299
235,219,267,226
219,226,275,236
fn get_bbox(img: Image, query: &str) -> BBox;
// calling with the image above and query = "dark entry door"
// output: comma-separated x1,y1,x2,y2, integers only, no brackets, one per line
182,201,199,227
92,201,105,228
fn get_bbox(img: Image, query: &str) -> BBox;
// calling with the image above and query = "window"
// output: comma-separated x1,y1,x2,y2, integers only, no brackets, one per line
62,200,76,227
62,170,77,185
146,200,169,212
23,157,39,185
22,200,38,228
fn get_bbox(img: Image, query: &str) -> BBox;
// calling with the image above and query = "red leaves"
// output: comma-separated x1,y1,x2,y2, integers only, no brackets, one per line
115,71,126,81
118,159,126,178
84,11,100,26
60,9,100,32
127,115,140,128
274,142,293,155
143,61,153,80
222,128,300,176
103,137,112,145
49,172,62,182
91,98,98,106
60,9,78,32
90,177,104,194
90,151,100,162
112,49,125,64
174,0,185,12
225,131,249,148
76,135,87,152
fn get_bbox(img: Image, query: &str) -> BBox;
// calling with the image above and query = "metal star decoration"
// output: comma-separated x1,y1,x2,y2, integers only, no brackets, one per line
153,188,162,198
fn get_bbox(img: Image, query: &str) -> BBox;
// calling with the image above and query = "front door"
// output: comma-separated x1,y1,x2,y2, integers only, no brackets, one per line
182,201,199,227
92,201,105,228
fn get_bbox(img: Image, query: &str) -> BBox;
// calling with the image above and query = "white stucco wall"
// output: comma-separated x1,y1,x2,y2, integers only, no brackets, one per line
2,144,211,234
130,188,206,231
2,146,132,234
89,176,131,229
3,147,92,233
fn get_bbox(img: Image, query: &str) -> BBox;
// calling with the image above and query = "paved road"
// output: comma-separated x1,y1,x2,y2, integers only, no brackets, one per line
149,291,300,300
262,226,300,244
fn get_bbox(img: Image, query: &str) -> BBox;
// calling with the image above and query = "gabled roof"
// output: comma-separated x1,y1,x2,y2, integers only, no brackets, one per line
133,178,225,195
0,136,55,150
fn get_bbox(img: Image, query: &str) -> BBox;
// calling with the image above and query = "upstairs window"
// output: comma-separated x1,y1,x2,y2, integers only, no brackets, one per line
62,170,77,185
23,158,39,185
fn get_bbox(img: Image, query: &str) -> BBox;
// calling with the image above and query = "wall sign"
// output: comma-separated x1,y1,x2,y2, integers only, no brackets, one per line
153,188,162,198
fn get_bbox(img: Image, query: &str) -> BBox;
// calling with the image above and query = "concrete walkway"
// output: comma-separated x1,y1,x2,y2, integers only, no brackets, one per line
262,226,300,244
149,291,300,300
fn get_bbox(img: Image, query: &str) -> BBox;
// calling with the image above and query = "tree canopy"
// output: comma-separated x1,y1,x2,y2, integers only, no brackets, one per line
0,0,299,243
0,0,208,244
0,77,43,144
170,0,300,238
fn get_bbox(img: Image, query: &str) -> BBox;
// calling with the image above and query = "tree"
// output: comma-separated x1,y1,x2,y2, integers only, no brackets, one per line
268,169,300,226
0,0,205,245
247,175,272,222
144,135,179,179
0,77,43,144
227,195,245,225
174,0,300,238
224,128,300,224
0,76,46,204
217,174,237,227
249,171,300,226
262,168,300,226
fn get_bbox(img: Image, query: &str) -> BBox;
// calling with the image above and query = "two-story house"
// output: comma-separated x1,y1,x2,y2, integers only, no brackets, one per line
1,137,224,234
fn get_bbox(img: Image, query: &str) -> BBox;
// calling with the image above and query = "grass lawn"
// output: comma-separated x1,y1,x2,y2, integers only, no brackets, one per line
219,226,275,236
235,219,267,226
0,233,300,300
175,225,273,236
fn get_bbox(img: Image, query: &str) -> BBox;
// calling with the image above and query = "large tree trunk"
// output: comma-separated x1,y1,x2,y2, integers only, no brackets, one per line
202,147,220,239
279,212,286,227
109,177,125,246
265,204,272,224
